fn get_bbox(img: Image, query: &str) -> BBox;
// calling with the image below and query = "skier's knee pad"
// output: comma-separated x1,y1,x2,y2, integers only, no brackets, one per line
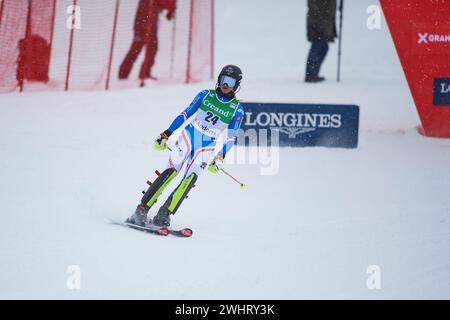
141,167,177,209
165,172,198,215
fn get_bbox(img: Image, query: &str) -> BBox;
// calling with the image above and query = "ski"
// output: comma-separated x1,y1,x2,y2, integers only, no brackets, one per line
109,219,193,238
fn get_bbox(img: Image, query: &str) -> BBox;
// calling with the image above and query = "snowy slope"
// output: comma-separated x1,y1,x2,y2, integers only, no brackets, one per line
1,0,450,299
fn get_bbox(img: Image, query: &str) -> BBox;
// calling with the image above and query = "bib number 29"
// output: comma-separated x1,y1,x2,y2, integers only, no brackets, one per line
205,112,219,125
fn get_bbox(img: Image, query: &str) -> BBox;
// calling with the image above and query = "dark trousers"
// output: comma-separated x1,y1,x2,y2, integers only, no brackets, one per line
305,40,329,78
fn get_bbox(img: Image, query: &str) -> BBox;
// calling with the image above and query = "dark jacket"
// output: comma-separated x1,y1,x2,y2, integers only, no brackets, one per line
307,0,337,42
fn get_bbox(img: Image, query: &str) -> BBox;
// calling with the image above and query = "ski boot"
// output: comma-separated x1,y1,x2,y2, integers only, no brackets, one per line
152,172,198,227
127,204,149,226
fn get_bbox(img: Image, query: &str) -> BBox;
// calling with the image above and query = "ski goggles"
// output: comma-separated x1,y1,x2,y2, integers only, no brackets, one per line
219,75,237,89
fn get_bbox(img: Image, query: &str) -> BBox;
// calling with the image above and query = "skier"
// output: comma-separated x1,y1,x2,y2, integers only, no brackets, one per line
127,65,244,227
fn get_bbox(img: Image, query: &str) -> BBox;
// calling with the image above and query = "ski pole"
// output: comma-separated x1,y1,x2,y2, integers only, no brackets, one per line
220,168,245,188
337,0,344,82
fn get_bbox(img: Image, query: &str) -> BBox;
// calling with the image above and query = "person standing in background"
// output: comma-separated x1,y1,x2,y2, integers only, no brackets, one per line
305,0,337,83
119,0,176,81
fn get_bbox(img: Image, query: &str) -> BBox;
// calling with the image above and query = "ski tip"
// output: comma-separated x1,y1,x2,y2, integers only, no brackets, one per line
180,228,193,237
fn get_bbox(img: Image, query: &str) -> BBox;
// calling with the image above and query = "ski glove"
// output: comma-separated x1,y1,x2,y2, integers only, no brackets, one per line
154,130,171,151
208,153,224,174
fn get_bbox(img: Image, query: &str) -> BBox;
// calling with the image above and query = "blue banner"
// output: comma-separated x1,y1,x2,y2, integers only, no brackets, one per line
239,103,359,148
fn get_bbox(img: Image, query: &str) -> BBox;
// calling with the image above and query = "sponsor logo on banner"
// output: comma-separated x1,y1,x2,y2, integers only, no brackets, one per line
240,103,359,148
433,78,450,106
411,27,450,54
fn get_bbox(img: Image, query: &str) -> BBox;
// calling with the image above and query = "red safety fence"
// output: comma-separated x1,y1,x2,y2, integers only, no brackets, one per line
0,0,214,93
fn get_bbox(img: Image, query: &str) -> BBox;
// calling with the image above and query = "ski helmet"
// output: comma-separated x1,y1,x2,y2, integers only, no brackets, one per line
217,65,243,91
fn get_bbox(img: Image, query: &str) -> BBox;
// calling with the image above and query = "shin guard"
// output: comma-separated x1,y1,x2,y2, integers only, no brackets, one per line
164,172,198,215
141,168,177,209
